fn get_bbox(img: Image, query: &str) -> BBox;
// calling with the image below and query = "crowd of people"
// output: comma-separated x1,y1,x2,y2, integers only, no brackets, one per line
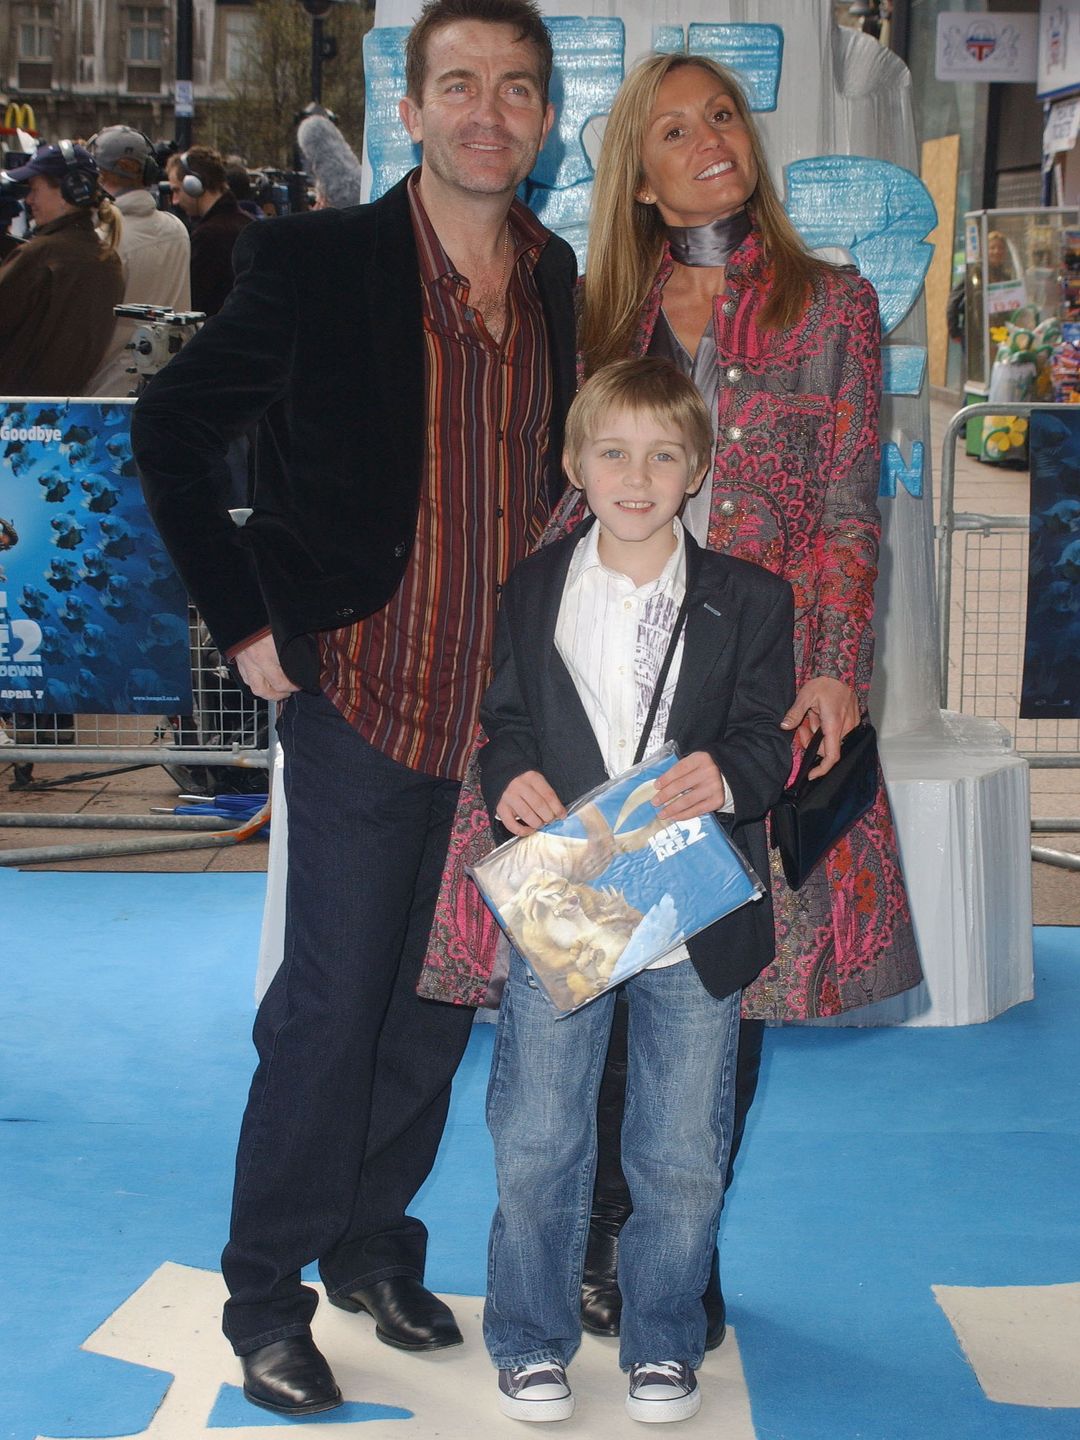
4,0,924,1426
0,126,349,401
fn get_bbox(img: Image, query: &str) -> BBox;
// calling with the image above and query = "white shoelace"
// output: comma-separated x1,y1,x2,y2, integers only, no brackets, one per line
634,1361,688,1385
513,1361,565,1383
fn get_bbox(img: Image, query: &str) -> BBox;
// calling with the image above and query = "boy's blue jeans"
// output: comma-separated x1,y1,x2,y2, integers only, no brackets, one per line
484,950,740,1373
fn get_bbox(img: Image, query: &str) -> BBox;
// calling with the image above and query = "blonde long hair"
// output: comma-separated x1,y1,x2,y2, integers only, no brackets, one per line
96,191,122,253
580,53,831,375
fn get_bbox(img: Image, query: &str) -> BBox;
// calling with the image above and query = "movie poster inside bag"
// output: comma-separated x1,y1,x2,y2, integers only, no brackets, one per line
468,744,763,1015
0,399,192,715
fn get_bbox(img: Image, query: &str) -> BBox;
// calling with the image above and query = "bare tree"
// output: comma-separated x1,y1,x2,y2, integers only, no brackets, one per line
211,0,371,171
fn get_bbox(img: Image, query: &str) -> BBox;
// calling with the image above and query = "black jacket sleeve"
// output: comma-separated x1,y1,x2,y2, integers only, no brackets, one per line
477,580,546,823
131,220,297,655
706,578,796,826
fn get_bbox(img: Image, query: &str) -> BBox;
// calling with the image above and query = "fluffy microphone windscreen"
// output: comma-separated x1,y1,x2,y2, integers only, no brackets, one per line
297,114,364,210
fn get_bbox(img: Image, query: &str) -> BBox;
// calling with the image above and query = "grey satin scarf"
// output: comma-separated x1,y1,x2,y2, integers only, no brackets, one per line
665,208,751,267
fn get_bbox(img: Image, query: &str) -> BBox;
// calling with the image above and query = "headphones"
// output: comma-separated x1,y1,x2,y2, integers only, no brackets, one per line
57,138,96,207
177,151,205,198
87,126,160,188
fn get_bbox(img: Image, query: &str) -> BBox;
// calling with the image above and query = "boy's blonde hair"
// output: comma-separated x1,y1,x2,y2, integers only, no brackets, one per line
564,358,714,482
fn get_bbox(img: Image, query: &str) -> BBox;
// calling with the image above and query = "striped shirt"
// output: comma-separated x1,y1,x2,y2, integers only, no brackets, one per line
320,174,553,779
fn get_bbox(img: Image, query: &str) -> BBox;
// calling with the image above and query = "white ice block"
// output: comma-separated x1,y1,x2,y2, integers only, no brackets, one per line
813,714,1033,1028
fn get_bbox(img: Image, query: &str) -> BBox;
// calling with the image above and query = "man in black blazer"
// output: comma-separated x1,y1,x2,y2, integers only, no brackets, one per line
132,0,575,1417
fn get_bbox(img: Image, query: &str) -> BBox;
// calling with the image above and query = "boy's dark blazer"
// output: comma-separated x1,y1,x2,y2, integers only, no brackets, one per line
479,521,796,1001
131,171,577,691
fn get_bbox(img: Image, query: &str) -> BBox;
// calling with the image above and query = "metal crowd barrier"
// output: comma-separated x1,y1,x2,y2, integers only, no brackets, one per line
0,608,272,866
937,401,1080,872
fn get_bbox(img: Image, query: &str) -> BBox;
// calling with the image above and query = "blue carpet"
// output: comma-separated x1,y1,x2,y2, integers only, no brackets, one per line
2,869,1078,1440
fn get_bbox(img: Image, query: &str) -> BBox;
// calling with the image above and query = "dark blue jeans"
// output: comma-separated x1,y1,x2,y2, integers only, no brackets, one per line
485,952,740,1372
221,690,475,1354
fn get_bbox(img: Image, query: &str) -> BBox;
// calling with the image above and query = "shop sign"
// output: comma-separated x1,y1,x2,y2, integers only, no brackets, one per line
1045,95,1080,154
1038,0,1080,99
987,279,1029,314
965,218,981,263
174,79,194,118
936,11,1037,82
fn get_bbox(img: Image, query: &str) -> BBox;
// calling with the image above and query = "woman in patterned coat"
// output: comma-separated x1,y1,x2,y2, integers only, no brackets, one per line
574,52,922,1021
572,51,922,1343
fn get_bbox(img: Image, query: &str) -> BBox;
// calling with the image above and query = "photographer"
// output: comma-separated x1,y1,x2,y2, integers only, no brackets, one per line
0,143,123,394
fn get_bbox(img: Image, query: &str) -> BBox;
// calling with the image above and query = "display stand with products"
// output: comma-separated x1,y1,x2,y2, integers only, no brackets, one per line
962,207,1077,462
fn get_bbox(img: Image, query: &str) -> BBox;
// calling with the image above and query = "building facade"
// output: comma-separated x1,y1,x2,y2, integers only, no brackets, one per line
0,0,256,144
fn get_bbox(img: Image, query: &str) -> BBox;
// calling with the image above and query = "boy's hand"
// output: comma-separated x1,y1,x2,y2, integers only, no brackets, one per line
652,751,727,820
496,772,567,835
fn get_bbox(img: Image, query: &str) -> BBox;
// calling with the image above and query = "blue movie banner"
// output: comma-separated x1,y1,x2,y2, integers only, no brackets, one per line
469,744,763,1014
1020,409,1080,721
0,399,192,715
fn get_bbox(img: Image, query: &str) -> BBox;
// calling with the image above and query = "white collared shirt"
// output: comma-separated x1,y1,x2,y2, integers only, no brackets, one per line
555,522,707,971
555,520,687,779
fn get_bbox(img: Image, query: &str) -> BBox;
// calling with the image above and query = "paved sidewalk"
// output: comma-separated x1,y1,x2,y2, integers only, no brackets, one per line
0,718,269,872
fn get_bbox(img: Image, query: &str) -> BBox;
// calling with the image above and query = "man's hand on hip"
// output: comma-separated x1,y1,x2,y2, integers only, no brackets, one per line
234,633,300,702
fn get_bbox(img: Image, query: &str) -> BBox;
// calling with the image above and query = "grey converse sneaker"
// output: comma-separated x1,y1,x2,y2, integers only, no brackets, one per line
626,1361,700,1423
498,1361,574,1422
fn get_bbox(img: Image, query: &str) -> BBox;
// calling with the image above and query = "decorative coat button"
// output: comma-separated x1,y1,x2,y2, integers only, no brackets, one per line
721,299,736,317
393,542,407,558
336,606,355,618
726,364,744,382
725,425,743,442
719,499,737,516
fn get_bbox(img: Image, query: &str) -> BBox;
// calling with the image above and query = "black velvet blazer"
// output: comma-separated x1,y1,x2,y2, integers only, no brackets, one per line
478,523,796,1001
131,173,578,690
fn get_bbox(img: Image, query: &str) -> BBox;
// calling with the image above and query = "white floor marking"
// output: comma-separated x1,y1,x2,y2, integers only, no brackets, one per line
934,1281,1080,1407
37,1261,758,1439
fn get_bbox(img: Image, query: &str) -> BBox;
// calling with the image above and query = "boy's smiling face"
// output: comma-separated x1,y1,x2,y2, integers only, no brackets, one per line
565,405,704,584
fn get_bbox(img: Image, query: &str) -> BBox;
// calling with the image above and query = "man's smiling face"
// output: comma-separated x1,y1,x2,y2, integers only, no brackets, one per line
398,20,554,200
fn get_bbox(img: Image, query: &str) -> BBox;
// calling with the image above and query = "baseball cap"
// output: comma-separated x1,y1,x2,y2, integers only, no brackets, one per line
1,142,97,184
87,126,155,181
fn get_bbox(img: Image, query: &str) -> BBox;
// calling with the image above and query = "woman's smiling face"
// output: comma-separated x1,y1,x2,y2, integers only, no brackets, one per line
637,64,759,229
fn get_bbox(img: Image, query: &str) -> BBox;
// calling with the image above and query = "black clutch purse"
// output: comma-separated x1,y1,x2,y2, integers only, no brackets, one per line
770,719,879,890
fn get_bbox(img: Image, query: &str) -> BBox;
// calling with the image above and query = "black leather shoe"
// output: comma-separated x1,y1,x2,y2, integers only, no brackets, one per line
240,1335,342,1416
580,1215,622,1336
329,1275,463,1351
703,1249,727,1350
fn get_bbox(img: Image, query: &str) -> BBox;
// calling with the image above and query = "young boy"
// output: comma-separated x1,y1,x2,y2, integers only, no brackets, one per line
477,358,795,1425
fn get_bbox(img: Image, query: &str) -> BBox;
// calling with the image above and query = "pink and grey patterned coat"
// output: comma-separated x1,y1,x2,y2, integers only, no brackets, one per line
418,227,922,1019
